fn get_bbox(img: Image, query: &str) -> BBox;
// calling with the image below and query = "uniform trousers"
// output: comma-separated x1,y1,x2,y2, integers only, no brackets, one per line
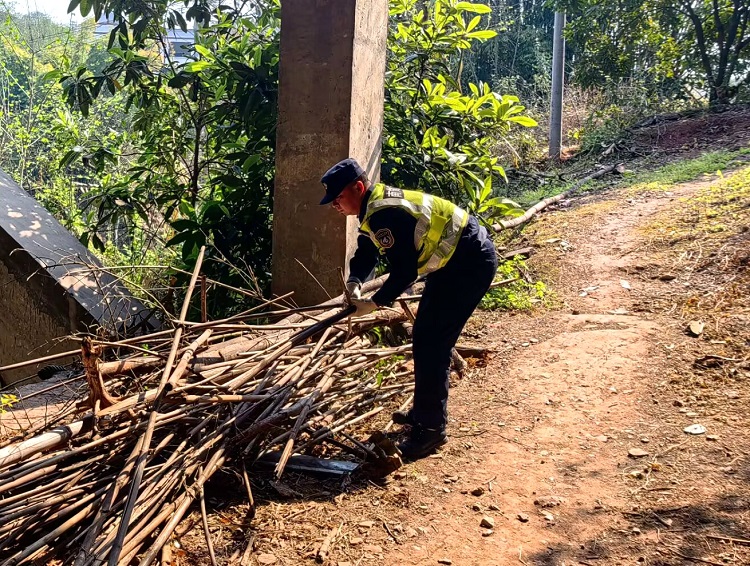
411,229,498,430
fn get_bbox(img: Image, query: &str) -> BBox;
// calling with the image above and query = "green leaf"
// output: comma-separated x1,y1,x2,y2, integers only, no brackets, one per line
467,30,497,40
194,45,213,59
171,219,199,231
467,15,481,32
184,61,211,73
42,70,62,83
508,116,538,127
166,231,192,247
79,0,92,17
67,0,81,16
455,2,492,14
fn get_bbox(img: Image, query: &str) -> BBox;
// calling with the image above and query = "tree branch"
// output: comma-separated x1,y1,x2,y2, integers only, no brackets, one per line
681,0,717,92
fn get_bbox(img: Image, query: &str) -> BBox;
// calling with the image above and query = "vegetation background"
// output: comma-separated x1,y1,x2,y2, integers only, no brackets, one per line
1,0,747,315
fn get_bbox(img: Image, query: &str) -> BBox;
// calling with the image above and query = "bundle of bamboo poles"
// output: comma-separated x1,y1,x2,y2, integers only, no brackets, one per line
0,252,414,565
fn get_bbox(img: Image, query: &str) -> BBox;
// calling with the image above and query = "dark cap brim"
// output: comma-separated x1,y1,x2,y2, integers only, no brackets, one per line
319,193,336,205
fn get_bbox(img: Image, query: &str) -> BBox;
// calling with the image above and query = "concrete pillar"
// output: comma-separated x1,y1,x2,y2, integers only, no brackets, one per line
272,0,388,305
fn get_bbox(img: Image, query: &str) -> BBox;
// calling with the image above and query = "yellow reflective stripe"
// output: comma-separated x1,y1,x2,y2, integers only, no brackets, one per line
417,206,468,275
367,197,430,218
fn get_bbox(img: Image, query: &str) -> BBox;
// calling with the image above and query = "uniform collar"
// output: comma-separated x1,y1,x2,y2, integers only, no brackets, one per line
358,188,372,223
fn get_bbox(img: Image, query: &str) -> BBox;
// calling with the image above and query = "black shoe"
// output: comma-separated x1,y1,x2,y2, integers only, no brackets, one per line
392,410,416,426
397,426,447,461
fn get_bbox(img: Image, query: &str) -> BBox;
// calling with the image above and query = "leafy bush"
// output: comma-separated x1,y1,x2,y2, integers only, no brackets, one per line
0,393,18,413
384,0,537,220
480,257,547,310
3,0,538,316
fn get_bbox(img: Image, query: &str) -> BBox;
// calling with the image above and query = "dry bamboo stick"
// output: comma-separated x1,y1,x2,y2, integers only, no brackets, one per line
492,163,623,231
200,484,218,566
74,434,146,565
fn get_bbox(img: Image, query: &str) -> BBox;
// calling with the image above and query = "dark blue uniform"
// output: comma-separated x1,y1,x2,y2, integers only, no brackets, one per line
348,189,498,430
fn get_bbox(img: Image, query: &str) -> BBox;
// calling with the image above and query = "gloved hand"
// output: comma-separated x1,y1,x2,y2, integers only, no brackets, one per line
350,298,378,317
345,281,361,301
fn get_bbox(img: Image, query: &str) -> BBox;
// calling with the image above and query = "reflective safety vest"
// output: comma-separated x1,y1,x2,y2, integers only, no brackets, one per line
360,184,469,276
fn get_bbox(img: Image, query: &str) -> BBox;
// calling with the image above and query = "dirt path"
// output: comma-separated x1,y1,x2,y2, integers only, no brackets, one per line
299,178,749,566
354,179,749,566
368,185,687,565
175,173,749,566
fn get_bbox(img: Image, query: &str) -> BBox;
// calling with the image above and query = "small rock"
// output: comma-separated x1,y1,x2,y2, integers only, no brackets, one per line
534,496,563,508
459,427,471,432
517,513,529,523
673,399,684,407
417,527,429,535
632,527,641,535
362,544,382,554
481,528,494,537
443,487,451,493
609,386,618,394
349,537,363,545
658,273,677,281
542,511,554,521
471,487,485,496
725,390,740,399
480,516,495,529
628,448,649,458
521,342,530,347
358,520,375,529
257,554,278,565
530,338,539,343
444,475,459,483
688,321,704,336
684,424,706,435
640,438,650,444
437,559,453,565
620,279,632,290
488,504,501,511
406,527,418,537
706,435,719,441
471,504,481,512
393,471,407,479
596,435,609,442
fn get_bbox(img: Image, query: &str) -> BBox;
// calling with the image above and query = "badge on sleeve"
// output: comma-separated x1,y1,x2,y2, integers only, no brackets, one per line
374,228,395,249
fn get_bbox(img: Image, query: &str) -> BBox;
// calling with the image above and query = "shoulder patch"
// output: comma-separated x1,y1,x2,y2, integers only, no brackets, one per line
384,187,404,199
374,228,395,249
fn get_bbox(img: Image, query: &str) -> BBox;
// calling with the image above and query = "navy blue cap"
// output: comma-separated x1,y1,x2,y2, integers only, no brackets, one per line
319,158,364,205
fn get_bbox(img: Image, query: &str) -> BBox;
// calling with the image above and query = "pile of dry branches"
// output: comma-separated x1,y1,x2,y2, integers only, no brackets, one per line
0,254,412,565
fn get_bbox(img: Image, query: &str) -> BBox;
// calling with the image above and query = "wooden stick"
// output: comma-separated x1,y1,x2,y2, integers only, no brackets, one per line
199,485,218,566
316,523,341,563
492,163,623,232
109,247,206,566
704,534,750,546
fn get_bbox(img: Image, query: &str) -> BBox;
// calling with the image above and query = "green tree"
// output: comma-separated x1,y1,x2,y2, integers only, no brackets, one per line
50,0,533,314
562,0,750,104
384,0,535,219
59,0,279,311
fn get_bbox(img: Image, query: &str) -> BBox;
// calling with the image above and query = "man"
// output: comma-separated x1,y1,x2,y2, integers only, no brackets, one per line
320,158,498,460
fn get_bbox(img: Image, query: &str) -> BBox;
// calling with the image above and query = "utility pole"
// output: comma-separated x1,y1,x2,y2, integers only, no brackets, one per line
549,11,566,160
